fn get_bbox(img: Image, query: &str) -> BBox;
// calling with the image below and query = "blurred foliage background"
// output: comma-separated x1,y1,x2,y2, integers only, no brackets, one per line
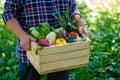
0,0,120,80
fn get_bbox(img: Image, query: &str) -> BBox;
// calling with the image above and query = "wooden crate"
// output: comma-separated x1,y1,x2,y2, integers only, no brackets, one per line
27,40,91,74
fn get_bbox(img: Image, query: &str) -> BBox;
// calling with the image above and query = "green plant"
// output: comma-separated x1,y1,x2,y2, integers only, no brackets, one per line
28,22,51,41
0,15,18,80
52,11,74,29
71,1,120,80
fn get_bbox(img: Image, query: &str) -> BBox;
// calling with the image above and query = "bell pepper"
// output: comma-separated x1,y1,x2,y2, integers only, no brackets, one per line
55,38,67,45
68,31,78,39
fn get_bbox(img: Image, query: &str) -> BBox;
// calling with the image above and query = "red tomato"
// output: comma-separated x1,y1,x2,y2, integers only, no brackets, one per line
68,31,78,39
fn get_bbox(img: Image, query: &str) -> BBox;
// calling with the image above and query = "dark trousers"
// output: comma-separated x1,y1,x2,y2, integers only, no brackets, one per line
18,61,69,80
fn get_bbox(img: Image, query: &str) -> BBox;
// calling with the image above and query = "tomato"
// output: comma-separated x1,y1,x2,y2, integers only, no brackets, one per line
68,31,78,39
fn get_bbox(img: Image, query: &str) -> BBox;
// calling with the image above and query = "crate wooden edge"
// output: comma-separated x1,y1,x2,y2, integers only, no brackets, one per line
27,40,91,55
27,51,40,73
39,40,91,49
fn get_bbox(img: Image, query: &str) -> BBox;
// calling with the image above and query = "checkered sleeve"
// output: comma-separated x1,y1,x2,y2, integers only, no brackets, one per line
2,0,19,24
70,0,80,16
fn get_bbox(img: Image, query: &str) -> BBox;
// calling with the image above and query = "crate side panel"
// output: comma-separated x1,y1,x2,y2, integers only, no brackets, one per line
40,48,90,64
40,55,89,72
27,49,40,63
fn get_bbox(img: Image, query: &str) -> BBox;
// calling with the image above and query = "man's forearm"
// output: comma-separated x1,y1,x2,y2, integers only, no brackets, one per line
6,18,26,39
74,14,88,36
74,14,85,28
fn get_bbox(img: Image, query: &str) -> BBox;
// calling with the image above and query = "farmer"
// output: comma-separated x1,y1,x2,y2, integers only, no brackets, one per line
2,0,88,80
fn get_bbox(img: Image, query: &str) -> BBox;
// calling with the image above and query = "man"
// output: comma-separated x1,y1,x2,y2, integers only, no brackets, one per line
2,0,88,80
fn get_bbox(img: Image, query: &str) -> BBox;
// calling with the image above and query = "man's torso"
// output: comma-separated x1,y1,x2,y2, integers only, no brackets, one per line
17,0,71,30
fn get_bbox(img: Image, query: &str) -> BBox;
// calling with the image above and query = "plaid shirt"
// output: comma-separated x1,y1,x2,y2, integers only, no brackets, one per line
3,0,80,65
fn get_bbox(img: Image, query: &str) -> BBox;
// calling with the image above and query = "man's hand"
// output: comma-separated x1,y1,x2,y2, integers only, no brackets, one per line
74,14,88,37
78,26,88,37
19,33,36,51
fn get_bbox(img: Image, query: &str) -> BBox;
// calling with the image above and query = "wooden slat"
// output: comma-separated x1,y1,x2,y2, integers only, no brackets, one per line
27,41,40,61
40,64,87,74
27,42,37,55
27,52,40,62
40,48,90,64
38,40,91,55
40,55,89,72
